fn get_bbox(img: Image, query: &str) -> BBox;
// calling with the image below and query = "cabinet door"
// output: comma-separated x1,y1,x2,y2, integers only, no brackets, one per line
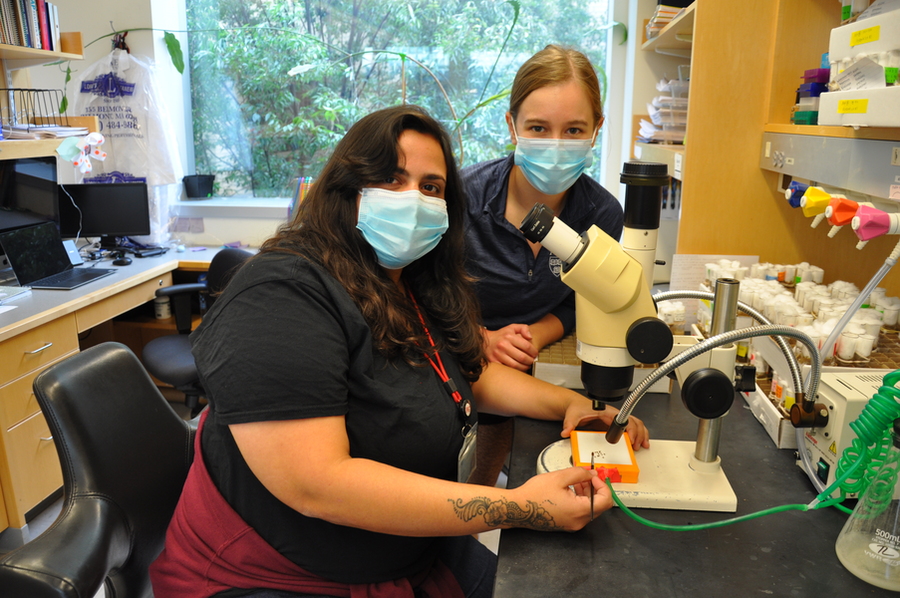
0,365,46,430
0,315,78,529
0,315,79,382
3,410,63,527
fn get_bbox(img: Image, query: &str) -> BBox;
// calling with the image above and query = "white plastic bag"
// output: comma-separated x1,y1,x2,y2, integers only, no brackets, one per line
74,49,183,246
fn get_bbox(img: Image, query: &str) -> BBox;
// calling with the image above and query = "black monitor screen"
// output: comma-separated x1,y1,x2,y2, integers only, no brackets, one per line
58,182,151,239
0,157,59,232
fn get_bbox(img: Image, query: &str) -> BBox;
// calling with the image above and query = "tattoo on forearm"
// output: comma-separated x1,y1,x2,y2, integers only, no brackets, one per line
449,496,563,531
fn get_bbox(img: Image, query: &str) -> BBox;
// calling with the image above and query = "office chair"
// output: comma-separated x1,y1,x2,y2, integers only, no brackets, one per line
0,342,195,598
141,247,252,416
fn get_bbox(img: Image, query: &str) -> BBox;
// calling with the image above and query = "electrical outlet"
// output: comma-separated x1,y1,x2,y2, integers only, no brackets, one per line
893,146,900,166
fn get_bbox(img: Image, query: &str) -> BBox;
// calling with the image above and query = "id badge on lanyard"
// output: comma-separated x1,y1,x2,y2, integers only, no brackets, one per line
408,290,479,483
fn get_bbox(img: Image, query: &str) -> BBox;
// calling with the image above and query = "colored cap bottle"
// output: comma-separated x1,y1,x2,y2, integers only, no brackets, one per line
800,186,831,218
852,205,899,241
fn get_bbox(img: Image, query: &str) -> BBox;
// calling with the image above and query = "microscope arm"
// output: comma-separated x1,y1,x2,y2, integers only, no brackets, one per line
606,325,822,442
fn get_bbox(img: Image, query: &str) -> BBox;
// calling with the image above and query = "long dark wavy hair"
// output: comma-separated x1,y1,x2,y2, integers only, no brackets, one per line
259,105,485,381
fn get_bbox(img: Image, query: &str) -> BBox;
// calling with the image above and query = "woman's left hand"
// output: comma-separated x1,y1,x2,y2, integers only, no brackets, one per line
560,401,650,451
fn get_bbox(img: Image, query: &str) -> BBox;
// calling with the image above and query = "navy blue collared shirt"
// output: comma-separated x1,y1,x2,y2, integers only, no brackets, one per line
461,154,624,335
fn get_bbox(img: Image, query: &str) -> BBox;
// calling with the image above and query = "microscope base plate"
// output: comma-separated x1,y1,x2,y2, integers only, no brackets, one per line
537,438,737,512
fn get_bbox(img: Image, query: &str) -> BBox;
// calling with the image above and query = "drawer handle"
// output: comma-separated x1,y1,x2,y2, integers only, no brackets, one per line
40,436,54,442
25,342,53,355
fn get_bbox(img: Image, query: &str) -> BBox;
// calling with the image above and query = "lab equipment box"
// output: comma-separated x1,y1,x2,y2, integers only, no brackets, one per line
743,385,797,449
828,10,900,63
819,9,900,128
818,86,900,127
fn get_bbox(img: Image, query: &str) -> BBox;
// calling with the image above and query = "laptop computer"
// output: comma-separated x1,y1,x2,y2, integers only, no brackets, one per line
0,222,115,290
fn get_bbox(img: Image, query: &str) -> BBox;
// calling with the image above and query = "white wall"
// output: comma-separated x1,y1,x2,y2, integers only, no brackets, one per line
630,0,690,283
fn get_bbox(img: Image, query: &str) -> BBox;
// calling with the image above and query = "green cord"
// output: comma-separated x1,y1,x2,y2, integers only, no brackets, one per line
605,478,840,531
833,370,900,500
606,369,900,531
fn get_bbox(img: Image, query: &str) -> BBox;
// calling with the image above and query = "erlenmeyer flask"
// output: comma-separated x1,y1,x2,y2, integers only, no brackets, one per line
835,418,900,591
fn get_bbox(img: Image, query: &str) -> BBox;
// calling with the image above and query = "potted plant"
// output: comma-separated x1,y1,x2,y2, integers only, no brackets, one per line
182,174,215,199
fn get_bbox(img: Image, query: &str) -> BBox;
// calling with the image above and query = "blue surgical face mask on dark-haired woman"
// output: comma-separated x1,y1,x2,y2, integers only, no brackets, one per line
512,128,594,196
356,187,449,269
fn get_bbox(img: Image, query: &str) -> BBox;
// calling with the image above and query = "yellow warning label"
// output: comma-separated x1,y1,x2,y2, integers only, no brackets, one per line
850,26,880,47
837,99,869,114
829,441,837,455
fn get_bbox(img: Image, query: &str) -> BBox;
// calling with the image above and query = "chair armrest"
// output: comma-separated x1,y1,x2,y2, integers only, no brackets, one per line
0,497,130,598
156,283,208,333
154,283,208,298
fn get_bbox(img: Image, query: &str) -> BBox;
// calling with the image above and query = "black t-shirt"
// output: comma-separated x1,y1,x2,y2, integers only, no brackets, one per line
191,252,477,583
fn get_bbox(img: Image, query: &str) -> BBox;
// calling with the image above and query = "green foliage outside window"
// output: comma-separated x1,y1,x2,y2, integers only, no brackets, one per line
186,0,616,198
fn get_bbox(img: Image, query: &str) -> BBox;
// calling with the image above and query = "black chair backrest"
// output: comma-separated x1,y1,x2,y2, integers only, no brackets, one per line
207,247,254,299
166,248,253,335
0,343,194,598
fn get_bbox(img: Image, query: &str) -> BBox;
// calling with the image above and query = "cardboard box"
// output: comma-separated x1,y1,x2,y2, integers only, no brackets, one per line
818,86,900,127
828,11,900,63
820,10,900,128
743,385,798,449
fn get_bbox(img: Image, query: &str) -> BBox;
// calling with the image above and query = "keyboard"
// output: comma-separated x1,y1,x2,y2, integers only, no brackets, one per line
29,268,116,290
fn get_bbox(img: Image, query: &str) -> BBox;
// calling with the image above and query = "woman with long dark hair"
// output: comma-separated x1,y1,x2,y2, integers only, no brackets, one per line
151,105,648,598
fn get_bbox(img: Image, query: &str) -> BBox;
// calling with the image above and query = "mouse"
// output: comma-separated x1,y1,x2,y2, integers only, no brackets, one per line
113,257,132,266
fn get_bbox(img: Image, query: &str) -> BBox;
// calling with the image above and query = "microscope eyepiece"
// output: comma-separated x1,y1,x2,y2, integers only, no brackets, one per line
620,161,669,231
520,204,555,244
619,160,669,185
519,203,587,265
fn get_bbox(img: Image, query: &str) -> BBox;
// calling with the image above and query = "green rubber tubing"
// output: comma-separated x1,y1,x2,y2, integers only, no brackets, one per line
608,369,900,531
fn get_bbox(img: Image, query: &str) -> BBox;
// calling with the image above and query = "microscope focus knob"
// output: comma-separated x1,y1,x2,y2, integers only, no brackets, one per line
680,368,735,419
626,317,674,364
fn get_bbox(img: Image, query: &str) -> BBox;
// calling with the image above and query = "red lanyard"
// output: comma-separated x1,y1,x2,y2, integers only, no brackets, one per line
408,291,472,419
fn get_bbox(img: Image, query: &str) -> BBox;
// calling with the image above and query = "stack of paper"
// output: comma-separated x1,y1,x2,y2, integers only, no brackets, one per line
646,4,685,40
648,98,688,127
637,78,689,144
0,285,31,304
637,121,685,144
2,124,89,139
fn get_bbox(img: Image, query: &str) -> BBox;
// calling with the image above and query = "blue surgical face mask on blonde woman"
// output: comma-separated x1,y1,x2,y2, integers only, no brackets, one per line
512,127,595,196
356,187,449,269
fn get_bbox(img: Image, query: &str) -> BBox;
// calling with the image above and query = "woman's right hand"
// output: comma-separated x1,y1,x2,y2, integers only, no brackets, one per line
483,324,539,371
506,467,613,532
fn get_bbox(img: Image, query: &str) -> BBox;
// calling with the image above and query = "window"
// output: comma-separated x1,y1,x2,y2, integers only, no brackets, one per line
185,0,618,198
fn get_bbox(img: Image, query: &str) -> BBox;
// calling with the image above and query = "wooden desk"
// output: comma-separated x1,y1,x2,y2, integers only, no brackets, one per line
0,250,216,537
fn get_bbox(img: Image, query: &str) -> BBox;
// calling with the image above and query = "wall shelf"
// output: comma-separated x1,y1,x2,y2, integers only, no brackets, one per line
0,33,84,72
764,123,900,142
642,3,695,58
0,33,89,161
634,141,684,181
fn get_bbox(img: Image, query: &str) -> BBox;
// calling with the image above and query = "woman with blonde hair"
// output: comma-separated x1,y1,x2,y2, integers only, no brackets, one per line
462,45,627,486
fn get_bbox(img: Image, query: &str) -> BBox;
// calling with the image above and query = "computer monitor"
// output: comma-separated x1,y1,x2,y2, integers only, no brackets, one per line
58,182,151,247
0,157,59,232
